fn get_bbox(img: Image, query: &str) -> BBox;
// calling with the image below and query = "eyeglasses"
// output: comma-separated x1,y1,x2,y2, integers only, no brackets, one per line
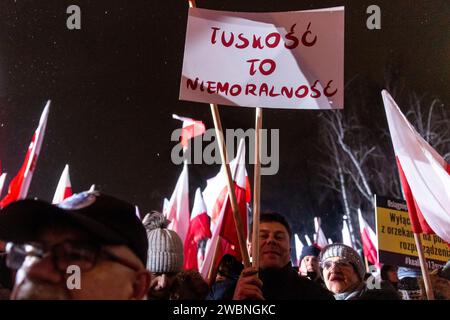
5,241,141,273
321,259,353,270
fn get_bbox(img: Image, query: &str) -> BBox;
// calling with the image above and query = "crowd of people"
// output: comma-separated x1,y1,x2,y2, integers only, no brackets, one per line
0,190,448,300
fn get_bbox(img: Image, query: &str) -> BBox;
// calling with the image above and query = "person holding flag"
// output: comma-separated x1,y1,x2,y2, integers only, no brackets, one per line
232,212,334,300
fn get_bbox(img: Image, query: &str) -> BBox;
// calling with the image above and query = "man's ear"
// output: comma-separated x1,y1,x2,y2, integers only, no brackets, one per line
131,270,151,300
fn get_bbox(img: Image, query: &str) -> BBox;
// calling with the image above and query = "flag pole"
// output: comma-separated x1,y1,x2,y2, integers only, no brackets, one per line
413,233,435,300
363,255,370,273
207,235,223,285
209,103,251,267
188,0,250,269
252,107,262,269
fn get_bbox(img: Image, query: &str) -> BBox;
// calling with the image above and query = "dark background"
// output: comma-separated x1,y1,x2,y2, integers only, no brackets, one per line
0,0,448,241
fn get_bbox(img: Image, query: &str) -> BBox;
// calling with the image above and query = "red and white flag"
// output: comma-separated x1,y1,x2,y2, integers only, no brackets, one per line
202,144,251,230
184,188,212,270
0,173,6,199
200,139,250,279
135,205,141,220
162,197,170,218
0,101,50,208
52,164,73,204
172,114,206,148
382,90,450,243
166,163,190,243
294,233,304,265
341,215,354,248
358,209,378,266
314,217,329,249
304,234,312,246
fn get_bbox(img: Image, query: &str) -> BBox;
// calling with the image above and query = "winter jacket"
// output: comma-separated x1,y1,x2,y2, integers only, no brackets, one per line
259,263,334,300
334,283,401,300
206,278,237,300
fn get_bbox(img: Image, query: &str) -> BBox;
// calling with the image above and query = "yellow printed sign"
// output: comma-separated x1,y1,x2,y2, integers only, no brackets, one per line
375,195,448,270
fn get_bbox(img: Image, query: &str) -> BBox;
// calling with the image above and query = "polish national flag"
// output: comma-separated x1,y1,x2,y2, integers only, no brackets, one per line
184,188,212,270
0,101,50,208
341,215,354,248
382,90,450,243
200,139,249,279
0,173,6,199
162,197,170,218
172,114,206,148
294,233,304,265
314,217,329,249
202,142,251,231
135,205,141,220
358,209,378,266
52,164,73,204
304,234,312,246
166,163,190,243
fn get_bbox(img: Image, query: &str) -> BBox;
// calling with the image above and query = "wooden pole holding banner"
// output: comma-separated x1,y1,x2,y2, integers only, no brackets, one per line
187,0,251,270
413,233,435,300
252,108,263,269
209,103,251,267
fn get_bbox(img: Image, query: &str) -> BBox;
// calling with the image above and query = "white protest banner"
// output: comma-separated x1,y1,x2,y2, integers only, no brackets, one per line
180,7,344,109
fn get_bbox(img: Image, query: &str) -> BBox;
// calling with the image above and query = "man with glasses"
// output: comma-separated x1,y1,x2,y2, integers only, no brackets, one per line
319,243,399,300
0,190,151,300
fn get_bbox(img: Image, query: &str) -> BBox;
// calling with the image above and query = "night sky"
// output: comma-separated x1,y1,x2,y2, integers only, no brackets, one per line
0,0,448,241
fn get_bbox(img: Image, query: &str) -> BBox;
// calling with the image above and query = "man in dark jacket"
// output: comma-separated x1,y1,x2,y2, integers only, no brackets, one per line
233,212,334,300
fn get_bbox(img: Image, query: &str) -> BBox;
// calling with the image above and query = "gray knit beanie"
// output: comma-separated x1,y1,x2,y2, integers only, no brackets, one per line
319,243,365,281
143,211,184,273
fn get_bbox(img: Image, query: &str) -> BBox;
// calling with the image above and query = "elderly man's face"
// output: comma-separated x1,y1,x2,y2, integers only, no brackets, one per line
322,256,360,294
258,222,291,269
9,225,150,300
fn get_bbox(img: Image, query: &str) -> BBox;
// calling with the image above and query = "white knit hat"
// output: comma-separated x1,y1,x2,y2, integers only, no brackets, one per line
143,211,184,273
319,243,365,281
